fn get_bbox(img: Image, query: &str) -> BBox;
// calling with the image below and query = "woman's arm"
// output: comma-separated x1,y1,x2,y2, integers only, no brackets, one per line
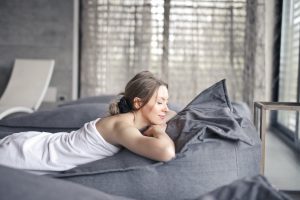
114,123,175,162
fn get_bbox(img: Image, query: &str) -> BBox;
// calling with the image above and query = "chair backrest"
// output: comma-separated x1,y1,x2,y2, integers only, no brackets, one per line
0,59,55,110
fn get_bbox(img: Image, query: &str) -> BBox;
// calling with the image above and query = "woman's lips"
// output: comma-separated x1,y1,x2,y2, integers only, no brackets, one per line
159,115,165,120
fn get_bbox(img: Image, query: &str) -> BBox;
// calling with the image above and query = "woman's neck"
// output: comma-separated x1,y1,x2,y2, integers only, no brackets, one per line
132,111,150,130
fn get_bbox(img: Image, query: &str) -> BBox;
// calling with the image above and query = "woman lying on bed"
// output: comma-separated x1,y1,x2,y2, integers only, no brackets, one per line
0,71,176,173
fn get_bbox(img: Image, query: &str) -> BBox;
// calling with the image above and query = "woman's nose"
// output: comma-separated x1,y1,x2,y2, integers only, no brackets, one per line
163,104,169,112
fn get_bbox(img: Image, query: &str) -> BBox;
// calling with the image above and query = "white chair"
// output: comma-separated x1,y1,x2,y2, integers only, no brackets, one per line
0,59,55,120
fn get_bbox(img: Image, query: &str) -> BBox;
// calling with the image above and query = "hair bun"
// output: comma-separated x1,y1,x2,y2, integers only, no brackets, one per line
118,97,132,113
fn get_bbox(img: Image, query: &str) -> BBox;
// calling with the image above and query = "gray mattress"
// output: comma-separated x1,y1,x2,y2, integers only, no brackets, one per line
0,165,291,200
0,80,262,200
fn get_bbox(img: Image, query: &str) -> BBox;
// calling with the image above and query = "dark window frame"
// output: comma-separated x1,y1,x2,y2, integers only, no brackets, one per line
271,0,300,152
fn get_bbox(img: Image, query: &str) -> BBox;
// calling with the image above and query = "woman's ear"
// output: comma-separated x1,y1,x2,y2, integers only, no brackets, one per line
133,97,142,109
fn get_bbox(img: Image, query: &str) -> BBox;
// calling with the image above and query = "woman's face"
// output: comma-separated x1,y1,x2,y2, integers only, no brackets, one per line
140,85,169,125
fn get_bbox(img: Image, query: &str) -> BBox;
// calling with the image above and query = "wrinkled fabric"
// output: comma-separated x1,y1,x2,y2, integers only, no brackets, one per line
196,175,292,200
0,119,120,173
166,79,255,153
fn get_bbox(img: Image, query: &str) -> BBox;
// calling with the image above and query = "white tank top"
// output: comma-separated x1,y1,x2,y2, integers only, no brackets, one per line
0,118,120,174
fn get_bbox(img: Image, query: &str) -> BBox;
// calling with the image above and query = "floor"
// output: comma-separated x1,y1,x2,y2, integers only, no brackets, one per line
265,130,300,198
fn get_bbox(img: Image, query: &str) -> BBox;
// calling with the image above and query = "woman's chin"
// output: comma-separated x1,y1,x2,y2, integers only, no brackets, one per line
154,120,165,125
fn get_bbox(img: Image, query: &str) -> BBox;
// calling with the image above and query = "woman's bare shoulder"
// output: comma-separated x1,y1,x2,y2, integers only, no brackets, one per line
100,114,136,134
114,120,133,131
96,114,137,145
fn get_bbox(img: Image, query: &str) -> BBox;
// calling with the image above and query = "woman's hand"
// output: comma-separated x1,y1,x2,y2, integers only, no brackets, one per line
143,124,167,138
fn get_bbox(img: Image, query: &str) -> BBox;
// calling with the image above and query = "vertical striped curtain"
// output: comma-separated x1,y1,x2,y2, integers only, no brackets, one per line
80,0,265,107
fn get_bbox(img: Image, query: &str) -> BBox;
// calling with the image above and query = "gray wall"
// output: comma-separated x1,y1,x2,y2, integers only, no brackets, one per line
0,0,78,103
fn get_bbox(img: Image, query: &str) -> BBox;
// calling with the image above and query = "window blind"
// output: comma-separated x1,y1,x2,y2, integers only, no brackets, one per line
80,0,263,107
278,0,300,132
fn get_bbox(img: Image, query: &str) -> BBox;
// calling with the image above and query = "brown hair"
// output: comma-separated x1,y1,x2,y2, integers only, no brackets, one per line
109,71,168,115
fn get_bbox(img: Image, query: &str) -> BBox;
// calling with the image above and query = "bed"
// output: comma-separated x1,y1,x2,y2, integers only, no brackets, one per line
0,80,291,200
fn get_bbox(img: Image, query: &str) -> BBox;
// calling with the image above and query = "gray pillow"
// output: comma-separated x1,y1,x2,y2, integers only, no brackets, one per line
166,79,253,153
0,165,134,200
0,103,109,138
59,94,183,113
53,80,261,200
59,95,117,107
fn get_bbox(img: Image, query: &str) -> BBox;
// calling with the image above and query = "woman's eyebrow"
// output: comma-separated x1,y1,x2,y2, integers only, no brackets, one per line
158,97,168,101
